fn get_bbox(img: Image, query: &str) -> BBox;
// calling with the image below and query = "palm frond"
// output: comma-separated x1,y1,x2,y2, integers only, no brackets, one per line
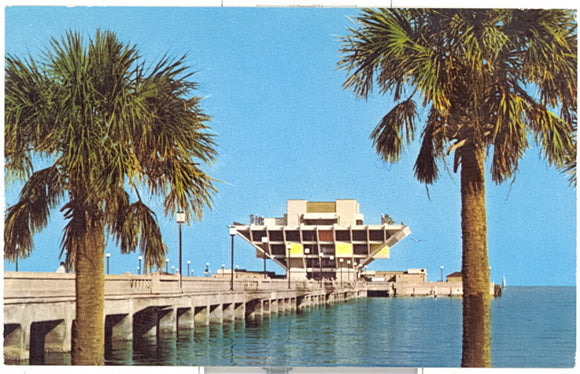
370,97,418,163
4,166,65,260
119,201,167,271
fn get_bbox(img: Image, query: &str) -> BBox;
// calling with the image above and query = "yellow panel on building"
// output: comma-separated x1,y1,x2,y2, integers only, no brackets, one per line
306,202,336,213
255,249,266,259
289,243,303,257
371,243,390,259
336,243,353,257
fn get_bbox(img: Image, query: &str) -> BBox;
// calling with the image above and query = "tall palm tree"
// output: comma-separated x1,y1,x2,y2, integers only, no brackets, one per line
339,9,576,367
4,30,218,365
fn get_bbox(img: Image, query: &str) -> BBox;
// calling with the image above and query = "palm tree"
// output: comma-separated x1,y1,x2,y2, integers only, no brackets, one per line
4,30,218,365
339,9,576,367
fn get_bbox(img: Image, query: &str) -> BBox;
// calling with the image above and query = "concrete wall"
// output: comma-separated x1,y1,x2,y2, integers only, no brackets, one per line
4,272,364,362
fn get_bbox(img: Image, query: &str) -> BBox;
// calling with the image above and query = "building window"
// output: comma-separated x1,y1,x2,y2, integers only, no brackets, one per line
285,230,300,241
269,231,284,242
335,230,351,241
354,244,368,255
251,230,267,241
369,230,384,241
352,230,367,241
302,230,317,242
271,244,286,256
318,230,333,242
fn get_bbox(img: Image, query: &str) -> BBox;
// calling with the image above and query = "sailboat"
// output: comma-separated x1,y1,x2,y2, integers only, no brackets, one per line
501,276,507,289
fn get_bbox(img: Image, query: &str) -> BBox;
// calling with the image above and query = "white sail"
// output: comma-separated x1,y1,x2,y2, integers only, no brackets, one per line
502,276,506,289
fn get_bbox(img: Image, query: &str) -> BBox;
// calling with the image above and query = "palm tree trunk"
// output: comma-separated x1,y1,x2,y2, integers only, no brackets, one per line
72,216,105,365
460,143,491,367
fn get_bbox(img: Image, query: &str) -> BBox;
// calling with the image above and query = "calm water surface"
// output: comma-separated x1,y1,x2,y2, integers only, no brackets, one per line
24,286,578,367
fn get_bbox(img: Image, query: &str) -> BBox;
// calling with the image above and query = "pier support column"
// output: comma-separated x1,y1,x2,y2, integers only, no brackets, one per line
44,320,70,353
234,303,245,320
194,306,208,326
133,307,158,338
223,304,235,323
245,299,262,320
3,323,30,361
177,308,194,330
288,298,296,312
262,300,270,316
158,307,176,336
208,304,223,324
270,299,279,314
106,314,133,341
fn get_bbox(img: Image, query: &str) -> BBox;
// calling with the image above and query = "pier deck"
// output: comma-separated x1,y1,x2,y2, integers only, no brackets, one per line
3,272,365,362
4,272,496,362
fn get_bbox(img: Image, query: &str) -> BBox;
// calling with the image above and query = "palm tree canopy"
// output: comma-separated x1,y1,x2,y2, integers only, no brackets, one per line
5,30,218,270
339,9,577,186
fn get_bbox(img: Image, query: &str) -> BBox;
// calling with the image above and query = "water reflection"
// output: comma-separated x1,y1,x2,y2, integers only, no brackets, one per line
9,289,576,367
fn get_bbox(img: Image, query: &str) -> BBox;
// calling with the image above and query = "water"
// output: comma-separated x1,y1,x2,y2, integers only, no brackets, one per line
16,286,578,367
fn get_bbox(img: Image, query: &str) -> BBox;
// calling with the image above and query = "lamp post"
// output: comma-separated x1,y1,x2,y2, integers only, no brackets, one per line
138,256,142,275
440,266,444,282
304,248,310,280
205,262,209,277
318,251,323,284
172,266,175,274
261,236,268,279
106,252,111,274
347,260,351,283
177,211,185,289
339,258,344,287
187,261,190,277
165,258,169,274
330,255,334,282
286,243,292,289
229,227,236,291
15,245,19,272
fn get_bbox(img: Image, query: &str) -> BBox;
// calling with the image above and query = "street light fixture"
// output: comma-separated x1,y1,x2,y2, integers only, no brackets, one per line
15,245,19,272
106,252,111,275
261,236,269,279
318,251,323,284
187,260,191,277
138,256,142,275
177,211,185,289
229,227,236,291
440,265,444,282
330,255,334,282
304,248,310,280
347,260,351,283
286,243,292,289
165,258,169,274
339,258,344,287
205,262,209,277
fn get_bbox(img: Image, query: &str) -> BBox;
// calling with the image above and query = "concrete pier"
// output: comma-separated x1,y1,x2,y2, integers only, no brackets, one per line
3,272,364,362
4,272,496,362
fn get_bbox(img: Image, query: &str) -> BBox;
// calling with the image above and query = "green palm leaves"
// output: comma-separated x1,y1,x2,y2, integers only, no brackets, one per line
339,9,576,186
5,30,218,272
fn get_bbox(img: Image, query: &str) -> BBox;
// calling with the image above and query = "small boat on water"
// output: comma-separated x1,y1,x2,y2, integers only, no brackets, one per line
502,276,507,289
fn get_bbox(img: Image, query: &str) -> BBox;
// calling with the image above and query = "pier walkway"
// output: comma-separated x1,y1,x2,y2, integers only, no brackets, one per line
3,272,366,361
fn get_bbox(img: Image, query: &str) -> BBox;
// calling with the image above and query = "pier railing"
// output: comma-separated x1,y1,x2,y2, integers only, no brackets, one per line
3,272,357,301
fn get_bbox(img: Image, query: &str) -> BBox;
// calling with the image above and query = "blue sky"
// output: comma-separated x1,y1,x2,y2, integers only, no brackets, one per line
3,6,577,286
